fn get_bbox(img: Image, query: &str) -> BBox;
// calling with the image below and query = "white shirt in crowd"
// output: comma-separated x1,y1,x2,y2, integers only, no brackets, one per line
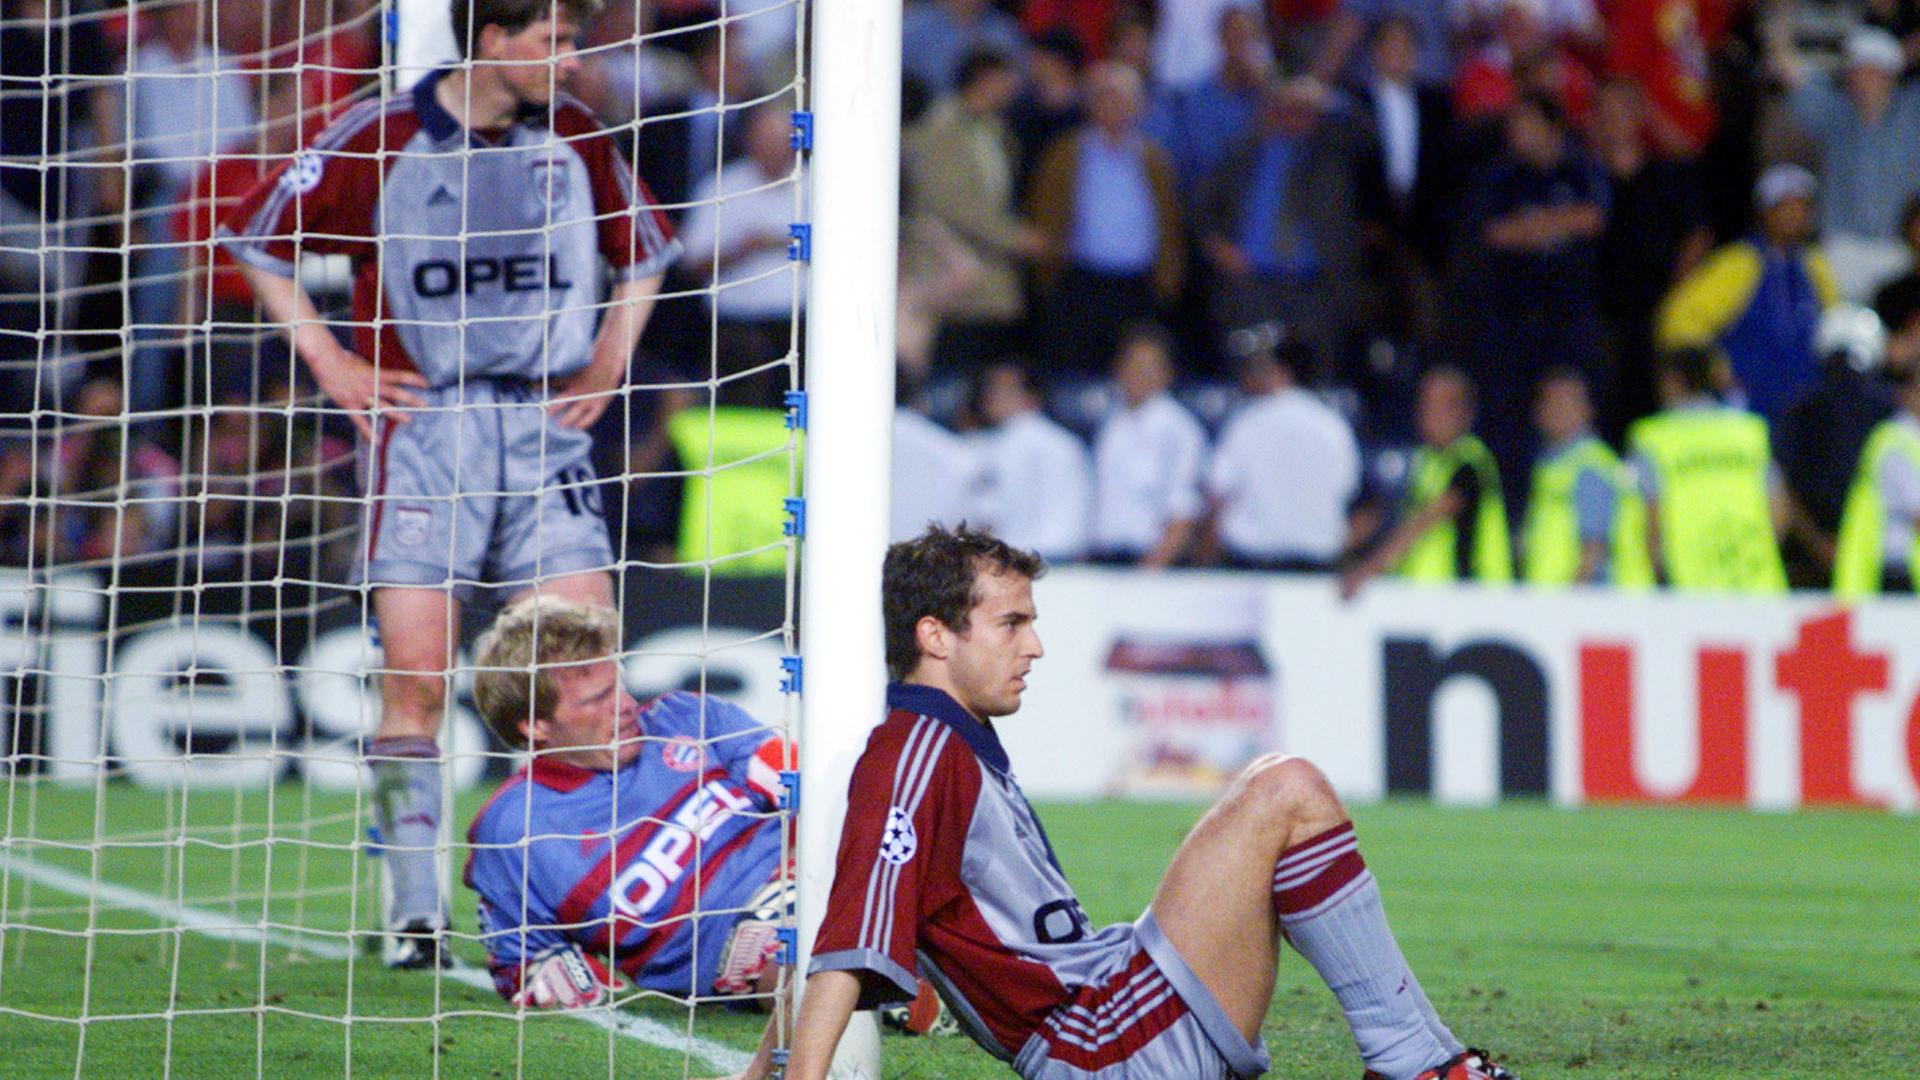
1371,79,1420,198
682,159,807,322
1152,0,1261,90
891,407,986,542
1091,393,1207,556
1206,386,1360,562
972,410,1091,561
130,43,257,198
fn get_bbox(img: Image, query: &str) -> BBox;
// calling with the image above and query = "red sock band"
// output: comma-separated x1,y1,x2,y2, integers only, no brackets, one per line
1272,821,1366,916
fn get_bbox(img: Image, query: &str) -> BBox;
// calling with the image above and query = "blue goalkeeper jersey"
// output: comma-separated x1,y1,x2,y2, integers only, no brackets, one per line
464,692,786,999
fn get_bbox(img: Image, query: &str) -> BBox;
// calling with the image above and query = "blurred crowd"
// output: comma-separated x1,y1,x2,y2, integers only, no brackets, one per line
4,0,1920,594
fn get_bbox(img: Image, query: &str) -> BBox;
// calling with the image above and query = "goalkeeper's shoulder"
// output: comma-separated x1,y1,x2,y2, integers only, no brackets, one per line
465,769,537,849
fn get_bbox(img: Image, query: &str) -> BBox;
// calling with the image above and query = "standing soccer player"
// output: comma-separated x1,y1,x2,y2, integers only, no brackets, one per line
775,525,1518,1080
222,0,679,965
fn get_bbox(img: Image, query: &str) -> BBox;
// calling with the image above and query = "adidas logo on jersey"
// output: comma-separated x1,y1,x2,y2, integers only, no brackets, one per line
427,182,457,206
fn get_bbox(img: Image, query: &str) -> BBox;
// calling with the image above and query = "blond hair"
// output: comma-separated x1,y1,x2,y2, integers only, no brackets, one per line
471,595,622,749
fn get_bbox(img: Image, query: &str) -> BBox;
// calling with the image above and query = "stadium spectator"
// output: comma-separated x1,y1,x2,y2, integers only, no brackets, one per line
1451,0,1601,47
1833,355,1920,598
0,437,38,565
1871,195,1920,376
463,597,791,1068
1656,163,1838,421
1627,346,1788,593
126,0,259,419
1152,0,1262,91
1599,0,1717,155
1088,325,1208,566
0,0,120,417
892,376,986,543
1862,0,1920,74
1315,0,1457,88
1342,366,1512,596
1028,62,1185,375
1352,13,1457,338
47,378,182,566
1593,77,1712,438
1520,367,1652,587
1774,25,1920,298
782,523,1522,1080
903,49,1045,372
1006,29,1085,197
1197,76,1370,380
663,391,795,575
968,362,1090,561
1143,5,1271,196
1449,92,1607,495
1021,0,1118,67
572,0,696,127
680,103,805,383
1450,0,1595,130
629,26,755,220
1774,305,1898,579
900,0,1025,96
1206,338,1361,571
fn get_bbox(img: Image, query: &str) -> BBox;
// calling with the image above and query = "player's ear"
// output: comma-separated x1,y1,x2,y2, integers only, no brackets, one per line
914,614,952,663
520,716,545,749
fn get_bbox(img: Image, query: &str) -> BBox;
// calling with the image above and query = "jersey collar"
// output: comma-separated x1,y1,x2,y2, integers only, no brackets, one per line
886,682,1011,774
412,66,552,145
526,753,601,793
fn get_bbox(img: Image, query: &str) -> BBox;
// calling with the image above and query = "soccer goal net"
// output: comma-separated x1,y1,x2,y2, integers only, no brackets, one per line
0,0,854,1070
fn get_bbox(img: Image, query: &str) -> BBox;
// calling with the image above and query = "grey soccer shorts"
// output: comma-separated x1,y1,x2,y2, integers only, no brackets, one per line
1013,913,1272,1080
360,378,614,592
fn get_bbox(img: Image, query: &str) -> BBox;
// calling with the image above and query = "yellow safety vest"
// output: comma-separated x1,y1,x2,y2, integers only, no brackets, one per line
1397,435,1512,583
1832,417,1920,600
667,406,800,576
1522,436,1653,588
1626,407,1785,594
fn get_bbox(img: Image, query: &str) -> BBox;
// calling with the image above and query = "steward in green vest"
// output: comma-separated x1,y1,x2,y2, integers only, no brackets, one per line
1342,367,1511,598
1522,369,1653,587
1833,364,1920,598
1626,347,1786,593
667,404,801,575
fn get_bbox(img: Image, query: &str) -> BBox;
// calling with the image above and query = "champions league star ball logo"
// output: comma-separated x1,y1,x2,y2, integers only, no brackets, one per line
878,807,917,866
280,150,324,194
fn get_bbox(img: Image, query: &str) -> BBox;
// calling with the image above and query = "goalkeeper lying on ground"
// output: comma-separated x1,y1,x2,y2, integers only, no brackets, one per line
464,596,792,1010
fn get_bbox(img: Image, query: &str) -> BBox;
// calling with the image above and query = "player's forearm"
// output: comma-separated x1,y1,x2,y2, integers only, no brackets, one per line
593,273,663,366
239,263,350,371
784,970,861,1080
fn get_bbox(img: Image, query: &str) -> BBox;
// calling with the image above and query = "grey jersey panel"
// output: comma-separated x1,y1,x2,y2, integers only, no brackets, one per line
377,128,607,387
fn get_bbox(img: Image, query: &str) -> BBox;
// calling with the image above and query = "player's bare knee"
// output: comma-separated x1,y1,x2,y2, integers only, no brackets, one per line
1236,754,1344,829
380,672,449,734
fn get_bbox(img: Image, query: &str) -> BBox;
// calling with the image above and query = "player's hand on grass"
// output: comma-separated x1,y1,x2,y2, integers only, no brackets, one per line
510,945,629,1010
309,347,428,440
550,353,622,430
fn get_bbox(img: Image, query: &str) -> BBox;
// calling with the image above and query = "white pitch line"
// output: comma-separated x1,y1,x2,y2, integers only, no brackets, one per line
0,853,751,1075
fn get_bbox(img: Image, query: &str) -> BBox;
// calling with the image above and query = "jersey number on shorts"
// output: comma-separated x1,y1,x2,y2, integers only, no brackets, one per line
554,466,605,517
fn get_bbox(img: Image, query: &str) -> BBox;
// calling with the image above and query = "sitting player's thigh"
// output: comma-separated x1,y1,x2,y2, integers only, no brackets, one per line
488,396,615,590
1148,755,1342,1041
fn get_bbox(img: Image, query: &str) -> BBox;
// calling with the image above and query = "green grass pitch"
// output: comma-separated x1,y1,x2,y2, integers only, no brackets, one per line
0,781,1913,1077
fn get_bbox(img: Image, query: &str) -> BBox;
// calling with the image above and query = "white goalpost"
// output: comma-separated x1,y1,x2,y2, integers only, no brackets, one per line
0,0,896,1070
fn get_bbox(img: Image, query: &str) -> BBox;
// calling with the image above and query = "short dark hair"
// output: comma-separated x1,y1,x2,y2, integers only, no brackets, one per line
1422,363,1478,413
1660,346,1723,395
883,524,1045,680
451,0,602,58
955,47,1017,93
1030,27,1086,70
1115,320,1174,362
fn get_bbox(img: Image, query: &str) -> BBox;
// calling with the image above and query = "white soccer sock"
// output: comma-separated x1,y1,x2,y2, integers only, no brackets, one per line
370,735,444,926
1272,822,1456,1080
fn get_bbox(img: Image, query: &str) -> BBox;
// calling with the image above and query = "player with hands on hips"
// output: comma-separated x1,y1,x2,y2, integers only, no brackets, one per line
220,0,679,967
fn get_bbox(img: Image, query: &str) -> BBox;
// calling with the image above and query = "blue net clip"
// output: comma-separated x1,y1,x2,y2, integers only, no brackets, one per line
789,110,814,152
779,654,803,695
777,770,800,812
770,1048,790,1072
783,496,806,537
774,926,799,966
784,389,808,431
787,223,811,262
364,824,385,855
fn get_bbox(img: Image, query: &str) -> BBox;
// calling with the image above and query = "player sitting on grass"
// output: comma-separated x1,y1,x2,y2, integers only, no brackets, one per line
777,524,1519,1080
464,596,791,1013
222,0,678,967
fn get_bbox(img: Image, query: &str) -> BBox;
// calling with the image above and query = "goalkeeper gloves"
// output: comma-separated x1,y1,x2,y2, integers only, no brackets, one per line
511,945,629,1010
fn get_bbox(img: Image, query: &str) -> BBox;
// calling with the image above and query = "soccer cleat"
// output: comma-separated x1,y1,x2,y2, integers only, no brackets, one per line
879,978,959,1037
386,917,451,970
1364,1048,1517,1080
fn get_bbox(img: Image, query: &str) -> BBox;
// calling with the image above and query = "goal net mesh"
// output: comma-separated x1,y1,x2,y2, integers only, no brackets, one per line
0,0,805,1073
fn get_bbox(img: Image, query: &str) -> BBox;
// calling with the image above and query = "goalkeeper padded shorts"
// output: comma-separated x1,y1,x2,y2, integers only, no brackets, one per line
360,377,614,592
1011,912,1270,1080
